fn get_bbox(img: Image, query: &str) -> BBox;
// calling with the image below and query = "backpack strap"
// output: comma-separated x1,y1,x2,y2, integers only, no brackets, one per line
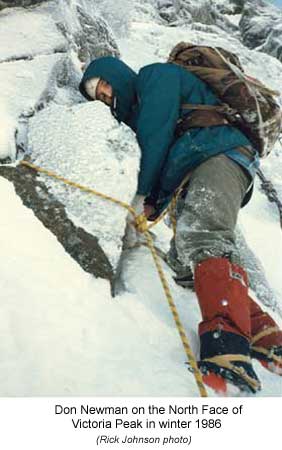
176,103,236,137
181,103,237,115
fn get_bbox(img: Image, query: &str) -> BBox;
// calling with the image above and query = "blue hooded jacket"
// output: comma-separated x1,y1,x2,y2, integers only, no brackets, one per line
79,56,259,213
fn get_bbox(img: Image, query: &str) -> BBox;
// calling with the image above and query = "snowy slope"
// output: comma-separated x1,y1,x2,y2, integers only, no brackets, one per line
0,179,198,397
0,177,281,397
0,1,282,397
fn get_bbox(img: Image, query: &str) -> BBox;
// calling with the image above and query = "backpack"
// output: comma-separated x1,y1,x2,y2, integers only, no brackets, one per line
168,42,282,158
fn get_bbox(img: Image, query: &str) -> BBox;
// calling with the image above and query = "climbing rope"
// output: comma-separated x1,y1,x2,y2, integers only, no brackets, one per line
19,159,208,397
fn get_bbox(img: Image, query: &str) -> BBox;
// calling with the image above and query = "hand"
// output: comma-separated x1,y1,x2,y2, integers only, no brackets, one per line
144,204,156,219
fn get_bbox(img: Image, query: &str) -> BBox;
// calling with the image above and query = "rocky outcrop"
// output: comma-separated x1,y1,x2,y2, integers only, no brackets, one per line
0,162,114,283
27,100,140,273
0,0,48,10
229,0,245,14
239,0,282,62
0,0,120,154
74,6,120,64
213,0,245,15
157,0,238,32
0,0,124,286
0,1,120,64
157,0,180,22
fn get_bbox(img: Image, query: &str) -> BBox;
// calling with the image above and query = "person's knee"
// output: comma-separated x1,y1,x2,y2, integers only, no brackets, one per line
175,228,239,268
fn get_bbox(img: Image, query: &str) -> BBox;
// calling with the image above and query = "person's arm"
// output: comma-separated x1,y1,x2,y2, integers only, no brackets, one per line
136,64,182,196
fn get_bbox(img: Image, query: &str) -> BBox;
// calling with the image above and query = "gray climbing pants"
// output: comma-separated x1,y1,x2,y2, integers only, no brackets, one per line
173,154,251,268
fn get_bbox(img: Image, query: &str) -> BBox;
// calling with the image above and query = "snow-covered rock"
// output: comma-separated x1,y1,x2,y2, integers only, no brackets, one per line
0,0,282,399
0,0,120,159
28,102,140,270
0,163,115,284
0,105,17,160
157,0,180,22
213,0,245,15
155,0,239,32
0,5,67,63
0,1,120,65
239,0,282,62
74,5,120,64
0,0,47,10
0,54,64,160
94,0,134,37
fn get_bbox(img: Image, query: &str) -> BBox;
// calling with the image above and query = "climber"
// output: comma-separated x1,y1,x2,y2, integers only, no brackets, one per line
79,56,282,394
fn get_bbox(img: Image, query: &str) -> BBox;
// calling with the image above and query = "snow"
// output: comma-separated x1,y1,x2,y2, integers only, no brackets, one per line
227,13,241,26
120,19,282,94
240,179,282,304
0,178,194,396
0,104,17,159
0,6,67,63
0,0,281,397
28,102,140,269
0,54,63,160
0,176,281,396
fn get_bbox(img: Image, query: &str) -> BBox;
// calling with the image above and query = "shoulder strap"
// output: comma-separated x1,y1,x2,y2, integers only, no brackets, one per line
181,103,238,116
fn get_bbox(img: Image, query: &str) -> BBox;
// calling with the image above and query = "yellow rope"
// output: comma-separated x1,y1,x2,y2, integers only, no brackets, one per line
20,160,136,216
144,229,207,396
147,208,168,230
19,159,208,397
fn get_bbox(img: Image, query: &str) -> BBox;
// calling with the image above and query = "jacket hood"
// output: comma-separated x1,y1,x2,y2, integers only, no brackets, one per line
79,56,137,123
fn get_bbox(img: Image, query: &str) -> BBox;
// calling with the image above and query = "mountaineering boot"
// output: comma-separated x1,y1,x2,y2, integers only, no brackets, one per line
194,257,261,394
173,265,195,290
249,296,282,375
171,262,282,374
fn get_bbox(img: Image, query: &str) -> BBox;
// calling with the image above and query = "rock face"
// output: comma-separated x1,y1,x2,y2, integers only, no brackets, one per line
0,1,120,64
27,101,140,274
239,0,282,62
74,6,120,64
0,162,114,284
157,0,180,22
156,0,238,32
0,0,125,285
229,0,245,14
0,0,47,10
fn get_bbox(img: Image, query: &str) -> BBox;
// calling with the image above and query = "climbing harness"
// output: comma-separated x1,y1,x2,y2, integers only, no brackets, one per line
19,160,208,397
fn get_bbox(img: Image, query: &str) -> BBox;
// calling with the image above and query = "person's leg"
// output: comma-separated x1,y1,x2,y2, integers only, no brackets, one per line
175,154,249,267
175,154,261,392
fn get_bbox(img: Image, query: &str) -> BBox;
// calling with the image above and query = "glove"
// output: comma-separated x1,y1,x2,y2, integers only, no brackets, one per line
130,194,146,216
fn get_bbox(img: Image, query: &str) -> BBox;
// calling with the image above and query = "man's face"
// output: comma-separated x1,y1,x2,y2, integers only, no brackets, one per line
96,79,113,106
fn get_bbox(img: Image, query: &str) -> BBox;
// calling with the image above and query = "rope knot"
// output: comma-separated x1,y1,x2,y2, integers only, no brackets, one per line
134,214,148,233
18,160,207,397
